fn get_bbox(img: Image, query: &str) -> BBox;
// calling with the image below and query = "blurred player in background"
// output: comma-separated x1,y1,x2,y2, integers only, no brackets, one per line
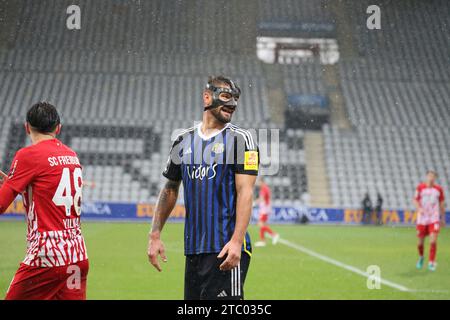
254,177,279,247
0,102,88,299
148,76,258,299
413,170,445,271
375,193,383,225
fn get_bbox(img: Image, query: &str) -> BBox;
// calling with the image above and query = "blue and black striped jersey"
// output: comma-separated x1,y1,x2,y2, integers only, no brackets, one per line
163,122,258,255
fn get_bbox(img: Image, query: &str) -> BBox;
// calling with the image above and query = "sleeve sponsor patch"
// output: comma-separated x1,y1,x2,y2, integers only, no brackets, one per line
244,151,258,171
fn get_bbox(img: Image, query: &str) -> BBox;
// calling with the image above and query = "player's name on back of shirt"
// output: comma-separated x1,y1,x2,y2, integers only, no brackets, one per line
63,217,81,229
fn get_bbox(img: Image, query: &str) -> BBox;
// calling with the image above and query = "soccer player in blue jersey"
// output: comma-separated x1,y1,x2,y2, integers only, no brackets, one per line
147,76,258,300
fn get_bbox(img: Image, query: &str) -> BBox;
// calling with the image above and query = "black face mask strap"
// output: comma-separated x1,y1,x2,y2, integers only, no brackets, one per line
204,84,222,111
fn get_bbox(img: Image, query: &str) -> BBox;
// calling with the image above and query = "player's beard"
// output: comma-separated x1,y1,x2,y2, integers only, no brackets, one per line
210,105,234,124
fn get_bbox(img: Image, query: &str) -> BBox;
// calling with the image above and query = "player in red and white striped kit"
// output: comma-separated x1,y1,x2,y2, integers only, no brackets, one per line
0,103,88,299
254,178,279,247
413,170,445,272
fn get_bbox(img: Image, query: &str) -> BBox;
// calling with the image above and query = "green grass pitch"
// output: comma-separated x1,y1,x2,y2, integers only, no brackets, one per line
0,220,449,299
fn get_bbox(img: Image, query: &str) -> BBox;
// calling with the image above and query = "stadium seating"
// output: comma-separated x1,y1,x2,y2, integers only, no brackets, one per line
281,63,326,97
258,0,333,23
339,79,449,127
10,0,257,54
0,71,271,123
1,50,265,76
0,0,309,204
322,0,450,210
0,121,11,170
324,125,450,209
344,0,449,64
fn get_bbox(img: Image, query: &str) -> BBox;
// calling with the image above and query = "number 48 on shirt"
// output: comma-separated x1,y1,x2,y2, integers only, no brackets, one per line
52,167,83,216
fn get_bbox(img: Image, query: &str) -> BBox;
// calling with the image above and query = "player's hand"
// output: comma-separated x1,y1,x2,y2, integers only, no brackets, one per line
440,218,446,227
217,239,242,271
0,170,7,188
147,233,167,272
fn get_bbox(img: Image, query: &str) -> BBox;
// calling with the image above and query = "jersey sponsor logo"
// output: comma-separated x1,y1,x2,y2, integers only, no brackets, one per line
186,163,218,180
244,151,258,171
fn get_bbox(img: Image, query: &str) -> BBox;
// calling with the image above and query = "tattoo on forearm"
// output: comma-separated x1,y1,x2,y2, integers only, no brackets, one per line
151,180,180,233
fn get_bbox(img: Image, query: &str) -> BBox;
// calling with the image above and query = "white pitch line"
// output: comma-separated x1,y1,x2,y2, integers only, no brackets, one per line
278,238,411,292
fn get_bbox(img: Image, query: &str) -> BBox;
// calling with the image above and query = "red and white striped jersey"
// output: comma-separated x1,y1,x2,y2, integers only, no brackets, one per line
5,139,88,267
259,183,272,215
414,182,444,225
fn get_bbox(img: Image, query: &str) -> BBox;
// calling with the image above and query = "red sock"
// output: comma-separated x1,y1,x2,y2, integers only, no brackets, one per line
259,227,266,241
429,243,437,263
418,244,424,257
260,226,275,240
264,225,275,236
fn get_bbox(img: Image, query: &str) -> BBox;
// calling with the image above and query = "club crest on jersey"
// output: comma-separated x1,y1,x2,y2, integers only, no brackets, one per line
211,142,224,154
186,163,218,180
244,151,258,171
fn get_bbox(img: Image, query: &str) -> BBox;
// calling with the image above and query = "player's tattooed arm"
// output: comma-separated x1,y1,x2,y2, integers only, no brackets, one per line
151,179,181,234
148,179,180,272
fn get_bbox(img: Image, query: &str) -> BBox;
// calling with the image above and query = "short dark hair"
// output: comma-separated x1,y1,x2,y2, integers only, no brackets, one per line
206,75,234,90
26,102,61,133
